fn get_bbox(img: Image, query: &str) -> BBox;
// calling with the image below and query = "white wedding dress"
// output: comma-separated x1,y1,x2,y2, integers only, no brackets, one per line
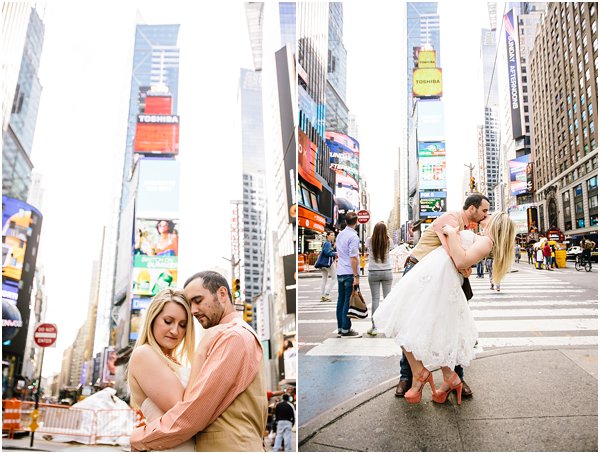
373,229,479,370
139,366,196,452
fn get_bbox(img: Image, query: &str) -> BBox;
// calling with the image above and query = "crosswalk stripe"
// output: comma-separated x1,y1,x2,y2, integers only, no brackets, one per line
470,308,597,317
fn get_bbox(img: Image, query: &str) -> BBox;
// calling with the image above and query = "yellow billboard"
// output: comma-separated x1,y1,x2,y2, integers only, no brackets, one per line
413,68,443,98
417,50,436,68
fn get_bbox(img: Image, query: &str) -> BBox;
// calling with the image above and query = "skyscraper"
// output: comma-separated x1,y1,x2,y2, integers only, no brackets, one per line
529,2,597,238
2,6,45,202
480,24,500,210
326,2,348,134
403,2,440,228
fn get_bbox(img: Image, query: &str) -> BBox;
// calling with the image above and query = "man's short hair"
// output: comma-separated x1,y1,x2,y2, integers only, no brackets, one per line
345,211,358,226
184,270,232,303
282,393,291,402
463,194,490,210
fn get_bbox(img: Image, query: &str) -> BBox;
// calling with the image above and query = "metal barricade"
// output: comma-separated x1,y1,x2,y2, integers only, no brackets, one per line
19,401,94,444
3,400,135,445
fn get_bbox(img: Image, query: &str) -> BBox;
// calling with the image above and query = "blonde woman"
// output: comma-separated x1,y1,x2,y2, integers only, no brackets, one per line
128,288,196,451
373,212,515,405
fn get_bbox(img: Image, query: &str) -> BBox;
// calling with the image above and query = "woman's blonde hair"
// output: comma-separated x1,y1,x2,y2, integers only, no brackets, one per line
132,288,195,370
484,212,516,284
371,222,390,263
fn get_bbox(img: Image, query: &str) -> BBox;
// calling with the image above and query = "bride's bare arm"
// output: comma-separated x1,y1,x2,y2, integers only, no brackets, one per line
129,344,185,413
442,225,492,269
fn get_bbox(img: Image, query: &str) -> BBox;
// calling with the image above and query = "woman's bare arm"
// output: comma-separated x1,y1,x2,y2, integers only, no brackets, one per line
129,345,185,413
442,225,492,269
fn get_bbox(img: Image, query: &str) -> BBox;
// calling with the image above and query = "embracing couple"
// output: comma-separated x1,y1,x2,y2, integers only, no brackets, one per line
127,270,268,452
373,195,516,404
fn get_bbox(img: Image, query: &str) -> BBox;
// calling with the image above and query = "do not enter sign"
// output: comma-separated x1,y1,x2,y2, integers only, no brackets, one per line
357,210,370,224
34,323,57,348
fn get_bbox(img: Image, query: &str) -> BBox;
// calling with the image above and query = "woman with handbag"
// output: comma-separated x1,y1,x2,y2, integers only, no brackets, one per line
373,212,515,405
317,231,337,302
365,222,393,336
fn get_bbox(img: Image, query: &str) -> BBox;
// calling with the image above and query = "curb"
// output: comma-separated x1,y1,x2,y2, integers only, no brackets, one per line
297,345,596,447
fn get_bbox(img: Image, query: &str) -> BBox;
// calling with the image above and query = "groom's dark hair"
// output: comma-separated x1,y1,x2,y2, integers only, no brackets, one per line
463,194,490,210
184,270,233,303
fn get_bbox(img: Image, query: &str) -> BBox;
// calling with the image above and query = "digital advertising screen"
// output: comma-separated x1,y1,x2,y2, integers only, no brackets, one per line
134,114,180,155
136,158,180,219
419,191,447,218
2,196,42,353
326,131,360,181
417,100,445,141
418,142,446,190
509,154,530,196
335,171,360,211
298,129,322,190
102,347,117,384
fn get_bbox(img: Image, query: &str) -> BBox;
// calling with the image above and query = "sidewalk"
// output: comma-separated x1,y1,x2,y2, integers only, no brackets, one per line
2,435,127,452
299,346,598,452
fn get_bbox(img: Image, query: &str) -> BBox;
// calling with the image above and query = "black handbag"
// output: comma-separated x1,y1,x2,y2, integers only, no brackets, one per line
347,285,369,319
461,277,473,301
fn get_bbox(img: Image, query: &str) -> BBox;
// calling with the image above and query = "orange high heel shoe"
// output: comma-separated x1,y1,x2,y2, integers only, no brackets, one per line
404,368,435,404
432,372,463,405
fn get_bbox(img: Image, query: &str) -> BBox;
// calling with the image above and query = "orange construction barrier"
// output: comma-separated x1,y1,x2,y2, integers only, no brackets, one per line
298,254,306,272
2,398,22,438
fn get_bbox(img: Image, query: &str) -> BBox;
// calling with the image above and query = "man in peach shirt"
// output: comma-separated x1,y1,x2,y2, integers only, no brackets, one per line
130,271,268,452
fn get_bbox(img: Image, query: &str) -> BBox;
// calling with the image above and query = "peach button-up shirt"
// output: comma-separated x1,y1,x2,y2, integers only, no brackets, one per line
130,312,262,451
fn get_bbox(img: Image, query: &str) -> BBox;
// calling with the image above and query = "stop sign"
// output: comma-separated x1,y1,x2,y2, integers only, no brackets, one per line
357,210,370,224
33,323,57,348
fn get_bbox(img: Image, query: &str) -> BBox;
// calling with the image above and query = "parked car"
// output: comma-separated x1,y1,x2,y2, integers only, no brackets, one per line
566,246,582,260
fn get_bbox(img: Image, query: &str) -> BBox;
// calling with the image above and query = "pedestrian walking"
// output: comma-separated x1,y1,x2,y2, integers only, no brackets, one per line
536,247,544,270
476,259,484,278
526,245,533,264
373,212,515,405
366,222,393,336
335,212,361,338
271,394,295,452
551,245,558,269
317,231,337,302
543,242,553,270
360,253,366,275
486,252,500,291
514,243,521,263
386,194,491,399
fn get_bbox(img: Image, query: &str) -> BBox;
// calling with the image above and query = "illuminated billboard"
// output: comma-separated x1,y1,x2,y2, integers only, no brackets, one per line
132,219,178,296
136,159,180,219
102,347,117,384
417,100,445,141
133,114,180,155
2,196,42,352
418,142,446,190
145,95,172,114
504,9,523,139
413,67,443,98
509,154,532,196
298,129,322,190
326,131,360,180
419,191,447,218
335,171,360,211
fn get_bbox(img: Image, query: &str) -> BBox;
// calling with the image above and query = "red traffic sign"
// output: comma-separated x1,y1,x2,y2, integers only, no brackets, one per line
34,323,57,348
357,210,370,224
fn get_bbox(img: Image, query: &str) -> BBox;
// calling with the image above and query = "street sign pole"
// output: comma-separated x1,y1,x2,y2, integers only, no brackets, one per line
29,347,44,448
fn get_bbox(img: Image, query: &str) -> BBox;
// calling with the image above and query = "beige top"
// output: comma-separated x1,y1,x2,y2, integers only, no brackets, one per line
411,212,465,261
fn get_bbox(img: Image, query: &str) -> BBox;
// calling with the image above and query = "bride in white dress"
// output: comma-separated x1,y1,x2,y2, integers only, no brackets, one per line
373,212,515,405
127,288,197,451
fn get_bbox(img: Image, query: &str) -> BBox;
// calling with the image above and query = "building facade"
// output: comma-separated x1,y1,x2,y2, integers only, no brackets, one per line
529,2,598,242
2,6,44,202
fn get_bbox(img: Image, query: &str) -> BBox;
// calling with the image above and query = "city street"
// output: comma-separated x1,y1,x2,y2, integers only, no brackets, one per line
298,261,598,432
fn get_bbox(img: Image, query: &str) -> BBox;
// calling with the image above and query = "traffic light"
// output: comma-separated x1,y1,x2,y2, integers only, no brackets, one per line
469,176,476,192
232,278,241,301
243,302,253,323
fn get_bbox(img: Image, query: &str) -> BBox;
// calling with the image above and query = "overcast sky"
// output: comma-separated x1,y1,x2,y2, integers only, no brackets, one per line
33,1,251,376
